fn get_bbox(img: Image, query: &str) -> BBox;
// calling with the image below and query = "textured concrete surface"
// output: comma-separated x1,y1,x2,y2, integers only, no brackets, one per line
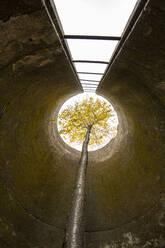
0,0,165,247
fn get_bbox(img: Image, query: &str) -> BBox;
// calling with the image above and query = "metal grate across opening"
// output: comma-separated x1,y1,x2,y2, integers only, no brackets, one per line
42,0,148,93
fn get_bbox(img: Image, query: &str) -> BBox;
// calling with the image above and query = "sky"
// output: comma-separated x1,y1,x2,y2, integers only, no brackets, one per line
57,93,118,151
54,0,138,36
53,0,138,92
53,1,137,149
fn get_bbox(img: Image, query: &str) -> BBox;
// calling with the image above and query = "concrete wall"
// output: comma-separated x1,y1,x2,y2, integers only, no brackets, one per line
0,0,165,247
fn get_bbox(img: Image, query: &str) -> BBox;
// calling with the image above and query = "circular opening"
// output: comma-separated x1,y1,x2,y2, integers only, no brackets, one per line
57,93,118,151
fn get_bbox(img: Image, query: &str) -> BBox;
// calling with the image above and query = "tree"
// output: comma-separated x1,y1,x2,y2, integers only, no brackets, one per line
58,96,115,248
58,97,115,149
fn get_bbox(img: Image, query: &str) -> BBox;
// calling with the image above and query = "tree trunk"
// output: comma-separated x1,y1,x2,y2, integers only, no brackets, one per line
64,125,92,248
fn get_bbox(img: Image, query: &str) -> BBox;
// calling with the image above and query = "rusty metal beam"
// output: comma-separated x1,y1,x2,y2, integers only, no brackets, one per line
64,35,121,40
78,72,104,75
73,60,109,64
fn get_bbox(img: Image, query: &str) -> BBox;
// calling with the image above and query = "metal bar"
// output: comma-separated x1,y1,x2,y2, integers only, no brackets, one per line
82,85,98,87
83,87,97,89
83,89,97,91
78,72,104,75
83,89,97,90
42,0,81,88
64,35,121,41
80,79,100,82
73,60,109,64
84,90,96,92
81,82,99,84
81,83,99,86
83,88,97,90
83,86,97,89
84,89,96,90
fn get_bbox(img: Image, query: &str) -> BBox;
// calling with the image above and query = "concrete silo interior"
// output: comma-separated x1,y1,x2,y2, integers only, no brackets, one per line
0,0,165,247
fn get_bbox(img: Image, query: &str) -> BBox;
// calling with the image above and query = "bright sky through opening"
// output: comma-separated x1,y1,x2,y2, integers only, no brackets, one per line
57,93,118,151
53,0,138,92
54,0,138,36
67,40,118,62
78,74,102,81
75,63,107,74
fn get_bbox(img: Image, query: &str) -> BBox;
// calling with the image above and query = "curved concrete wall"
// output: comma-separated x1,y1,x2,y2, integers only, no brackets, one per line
0,1,165,247
0,9,81,247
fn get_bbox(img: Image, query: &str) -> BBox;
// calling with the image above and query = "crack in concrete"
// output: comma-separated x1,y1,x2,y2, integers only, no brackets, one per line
85,202,159,233
2,182,160,234
5,183,64,231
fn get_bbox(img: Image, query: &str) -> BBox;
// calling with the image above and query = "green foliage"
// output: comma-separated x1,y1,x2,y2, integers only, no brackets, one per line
58,96,116,147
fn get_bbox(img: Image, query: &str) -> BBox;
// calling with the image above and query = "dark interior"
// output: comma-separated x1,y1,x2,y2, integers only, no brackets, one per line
0,0,165,247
